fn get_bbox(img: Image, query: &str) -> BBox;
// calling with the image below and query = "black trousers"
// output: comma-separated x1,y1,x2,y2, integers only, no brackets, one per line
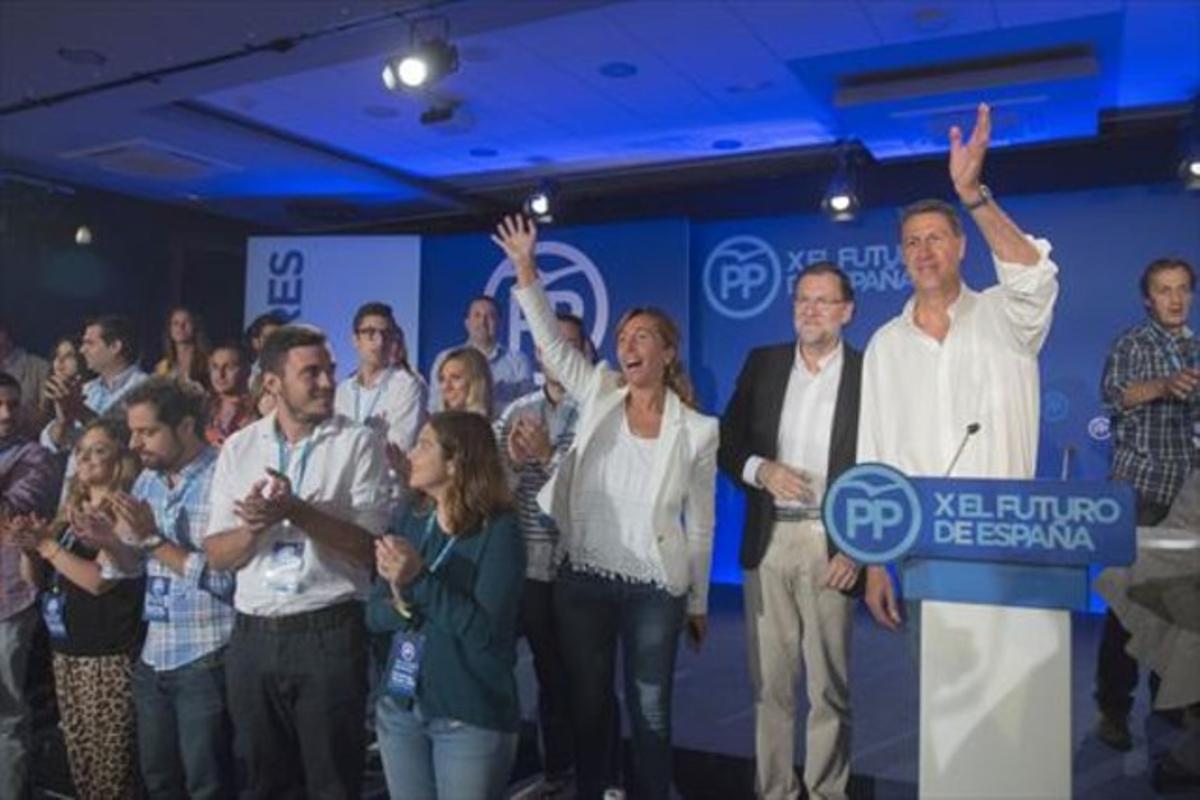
520,578,575,778
226,602,367,800
1094,500,1169,718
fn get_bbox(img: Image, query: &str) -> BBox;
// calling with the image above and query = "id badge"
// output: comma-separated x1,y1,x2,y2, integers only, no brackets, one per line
265,541,305,594
41,593,67,640
386,630,426,698
143,576,171,622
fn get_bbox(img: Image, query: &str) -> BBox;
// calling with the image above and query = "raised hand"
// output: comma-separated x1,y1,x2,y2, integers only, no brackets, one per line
949,102,991,201
490,215,539,286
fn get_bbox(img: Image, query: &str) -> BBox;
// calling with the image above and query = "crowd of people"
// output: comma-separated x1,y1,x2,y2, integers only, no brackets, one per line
0,104,1196,800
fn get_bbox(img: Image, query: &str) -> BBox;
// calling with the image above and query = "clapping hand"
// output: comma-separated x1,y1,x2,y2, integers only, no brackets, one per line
109,492,158,544
508,416,552,465
233,474,293,532
949,102,991,202
375,535,424,588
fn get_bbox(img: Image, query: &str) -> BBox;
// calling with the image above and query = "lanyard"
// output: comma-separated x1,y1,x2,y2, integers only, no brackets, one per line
276,433,315,495
353,369,392,423
422,513,456,573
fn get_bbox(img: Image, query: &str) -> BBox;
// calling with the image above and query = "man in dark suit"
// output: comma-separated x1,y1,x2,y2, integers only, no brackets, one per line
719,262,863,800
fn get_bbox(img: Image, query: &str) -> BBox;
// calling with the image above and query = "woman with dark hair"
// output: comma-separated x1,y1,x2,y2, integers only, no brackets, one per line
367,411,524,799
436,346,494,418
38,336,89,426
6,416,145,799
155,307,211,388
493,215,718,800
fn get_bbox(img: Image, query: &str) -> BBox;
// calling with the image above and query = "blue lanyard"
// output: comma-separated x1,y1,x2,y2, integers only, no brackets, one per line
276,433,315,495
353,369,392,423
422,513,456,573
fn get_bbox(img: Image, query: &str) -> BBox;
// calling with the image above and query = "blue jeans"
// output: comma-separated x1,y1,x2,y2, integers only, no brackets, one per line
375,695,518,800
554,569,687,800
0,604,37,800
133,648,235,800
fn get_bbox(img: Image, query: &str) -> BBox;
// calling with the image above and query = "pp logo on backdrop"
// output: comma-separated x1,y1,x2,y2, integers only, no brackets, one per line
485,241,610,354
703,235,781,319
823,463,922,564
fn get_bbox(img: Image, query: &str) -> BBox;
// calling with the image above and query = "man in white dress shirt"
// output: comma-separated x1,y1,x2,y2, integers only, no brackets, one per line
334,301,425,451
202,325,390,799
857,102,1060,628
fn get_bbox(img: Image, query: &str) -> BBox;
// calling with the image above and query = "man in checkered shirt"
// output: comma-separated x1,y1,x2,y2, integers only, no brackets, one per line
102,377,237,798
1094,256,1198,751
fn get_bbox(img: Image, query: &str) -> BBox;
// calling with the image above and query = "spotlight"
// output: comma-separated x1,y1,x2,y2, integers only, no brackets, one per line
524,182,558,224
822,147,860,222
1183,156,1200,190
382,36,458,91
74,225,92,245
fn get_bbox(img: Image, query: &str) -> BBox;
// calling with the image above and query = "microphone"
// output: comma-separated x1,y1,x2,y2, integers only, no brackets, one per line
1060,444,1076,482
944,422,982,477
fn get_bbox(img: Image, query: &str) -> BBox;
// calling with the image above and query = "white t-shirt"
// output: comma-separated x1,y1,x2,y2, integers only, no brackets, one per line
203,412,390,616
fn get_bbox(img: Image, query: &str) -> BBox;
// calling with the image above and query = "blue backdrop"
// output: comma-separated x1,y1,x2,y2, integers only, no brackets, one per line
417,184,1199,599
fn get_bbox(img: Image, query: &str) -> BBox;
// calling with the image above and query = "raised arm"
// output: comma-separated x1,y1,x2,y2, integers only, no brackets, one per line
492,215,601,400
951,103,1040,267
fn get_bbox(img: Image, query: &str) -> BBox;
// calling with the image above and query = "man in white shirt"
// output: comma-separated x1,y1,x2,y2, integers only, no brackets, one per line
720,264,864,800
202,325,390,799
857,103,1059,627
428,295,534,415
335,301,425,451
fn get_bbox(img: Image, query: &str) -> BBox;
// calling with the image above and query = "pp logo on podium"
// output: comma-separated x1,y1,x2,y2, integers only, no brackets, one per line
823,463,922,564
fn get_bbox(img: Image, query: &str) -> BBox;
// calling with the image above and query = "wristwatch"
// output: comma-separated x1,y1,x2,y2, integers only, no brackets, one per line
963,184,992,211
141,534,166,552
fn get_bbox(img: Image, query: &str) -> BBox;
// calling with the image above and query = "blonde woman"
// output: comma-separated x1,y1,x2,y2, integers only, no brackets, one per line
437,346,494,418
493,215,718,800
8,417,145,799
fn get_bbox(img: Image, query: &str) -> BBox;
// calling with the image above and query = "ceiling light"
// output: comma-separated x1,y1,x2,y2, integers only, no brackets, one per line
822,147,861,222
74,225,92,245
524,181,558,224
382,34,458,91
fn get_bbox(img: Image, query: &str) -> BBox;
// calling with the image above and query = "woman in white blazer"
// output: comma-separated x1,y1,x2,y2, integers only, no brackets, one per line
493,215,717,800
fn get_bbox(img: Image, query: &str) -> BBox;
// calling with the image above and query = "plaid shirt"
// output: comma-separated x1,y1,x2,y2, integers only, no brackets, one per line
133,446,235,671
1103,320,1200,507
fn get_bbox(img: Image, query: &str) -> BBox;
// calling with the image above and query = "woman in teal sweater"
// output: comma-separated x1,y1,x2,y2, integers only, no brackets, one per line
368,410,525,800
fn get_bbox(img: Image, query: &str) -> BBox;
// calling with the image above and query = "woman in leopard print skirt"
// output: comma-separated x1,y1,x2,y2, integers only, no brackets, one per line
10,417,146,799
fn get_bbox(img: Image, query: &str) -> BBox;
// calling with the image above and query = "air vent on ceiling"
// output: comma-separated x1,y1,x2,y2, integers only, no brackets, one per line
835,45,1097,107
58,138,239,179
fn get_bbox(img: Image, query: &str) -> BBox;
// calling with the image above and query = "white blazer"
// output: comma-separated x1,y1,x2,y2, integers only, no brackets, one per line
513,282,718,615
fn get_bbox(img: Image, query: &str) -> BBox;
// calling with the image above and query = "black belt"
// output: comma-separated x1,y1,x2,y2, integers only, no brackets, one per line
772,507,822,522
235,600,362,633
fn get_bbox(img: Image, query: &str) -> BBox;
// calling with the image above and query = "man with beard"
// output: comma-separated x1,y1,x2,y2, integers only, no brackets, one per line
203,326,390,798
106,377,236,798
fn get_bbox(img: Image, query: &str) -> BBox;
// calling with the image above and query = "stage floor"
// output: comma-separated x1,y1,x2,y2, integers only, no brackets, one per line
507,583,1185,799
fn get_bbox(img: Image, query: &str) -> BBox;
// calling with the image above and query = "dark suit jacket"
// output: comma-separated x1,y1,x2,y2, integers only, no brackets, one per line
718,342,864,593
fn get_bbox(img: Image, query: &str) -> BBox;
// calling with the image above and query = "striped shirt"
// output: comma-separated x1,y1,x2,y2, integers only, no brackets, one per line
132,446,236,671
495,388,579,581
1103,320,1200,507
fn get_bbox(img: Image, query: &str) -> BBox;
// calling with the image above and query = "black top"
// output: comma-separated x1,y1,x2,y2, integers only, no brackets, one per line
718,342,864,592
47,531,146,658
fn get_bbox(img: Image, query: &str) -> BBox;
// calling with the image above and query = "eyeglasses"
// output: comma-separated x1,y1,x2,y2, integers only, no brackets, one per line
794,297,846,311
355,327,393,340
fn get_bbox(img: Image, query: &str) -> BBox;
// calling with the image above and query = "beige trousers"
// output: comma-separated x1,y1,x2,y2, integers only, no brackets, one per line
744,520,853,800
